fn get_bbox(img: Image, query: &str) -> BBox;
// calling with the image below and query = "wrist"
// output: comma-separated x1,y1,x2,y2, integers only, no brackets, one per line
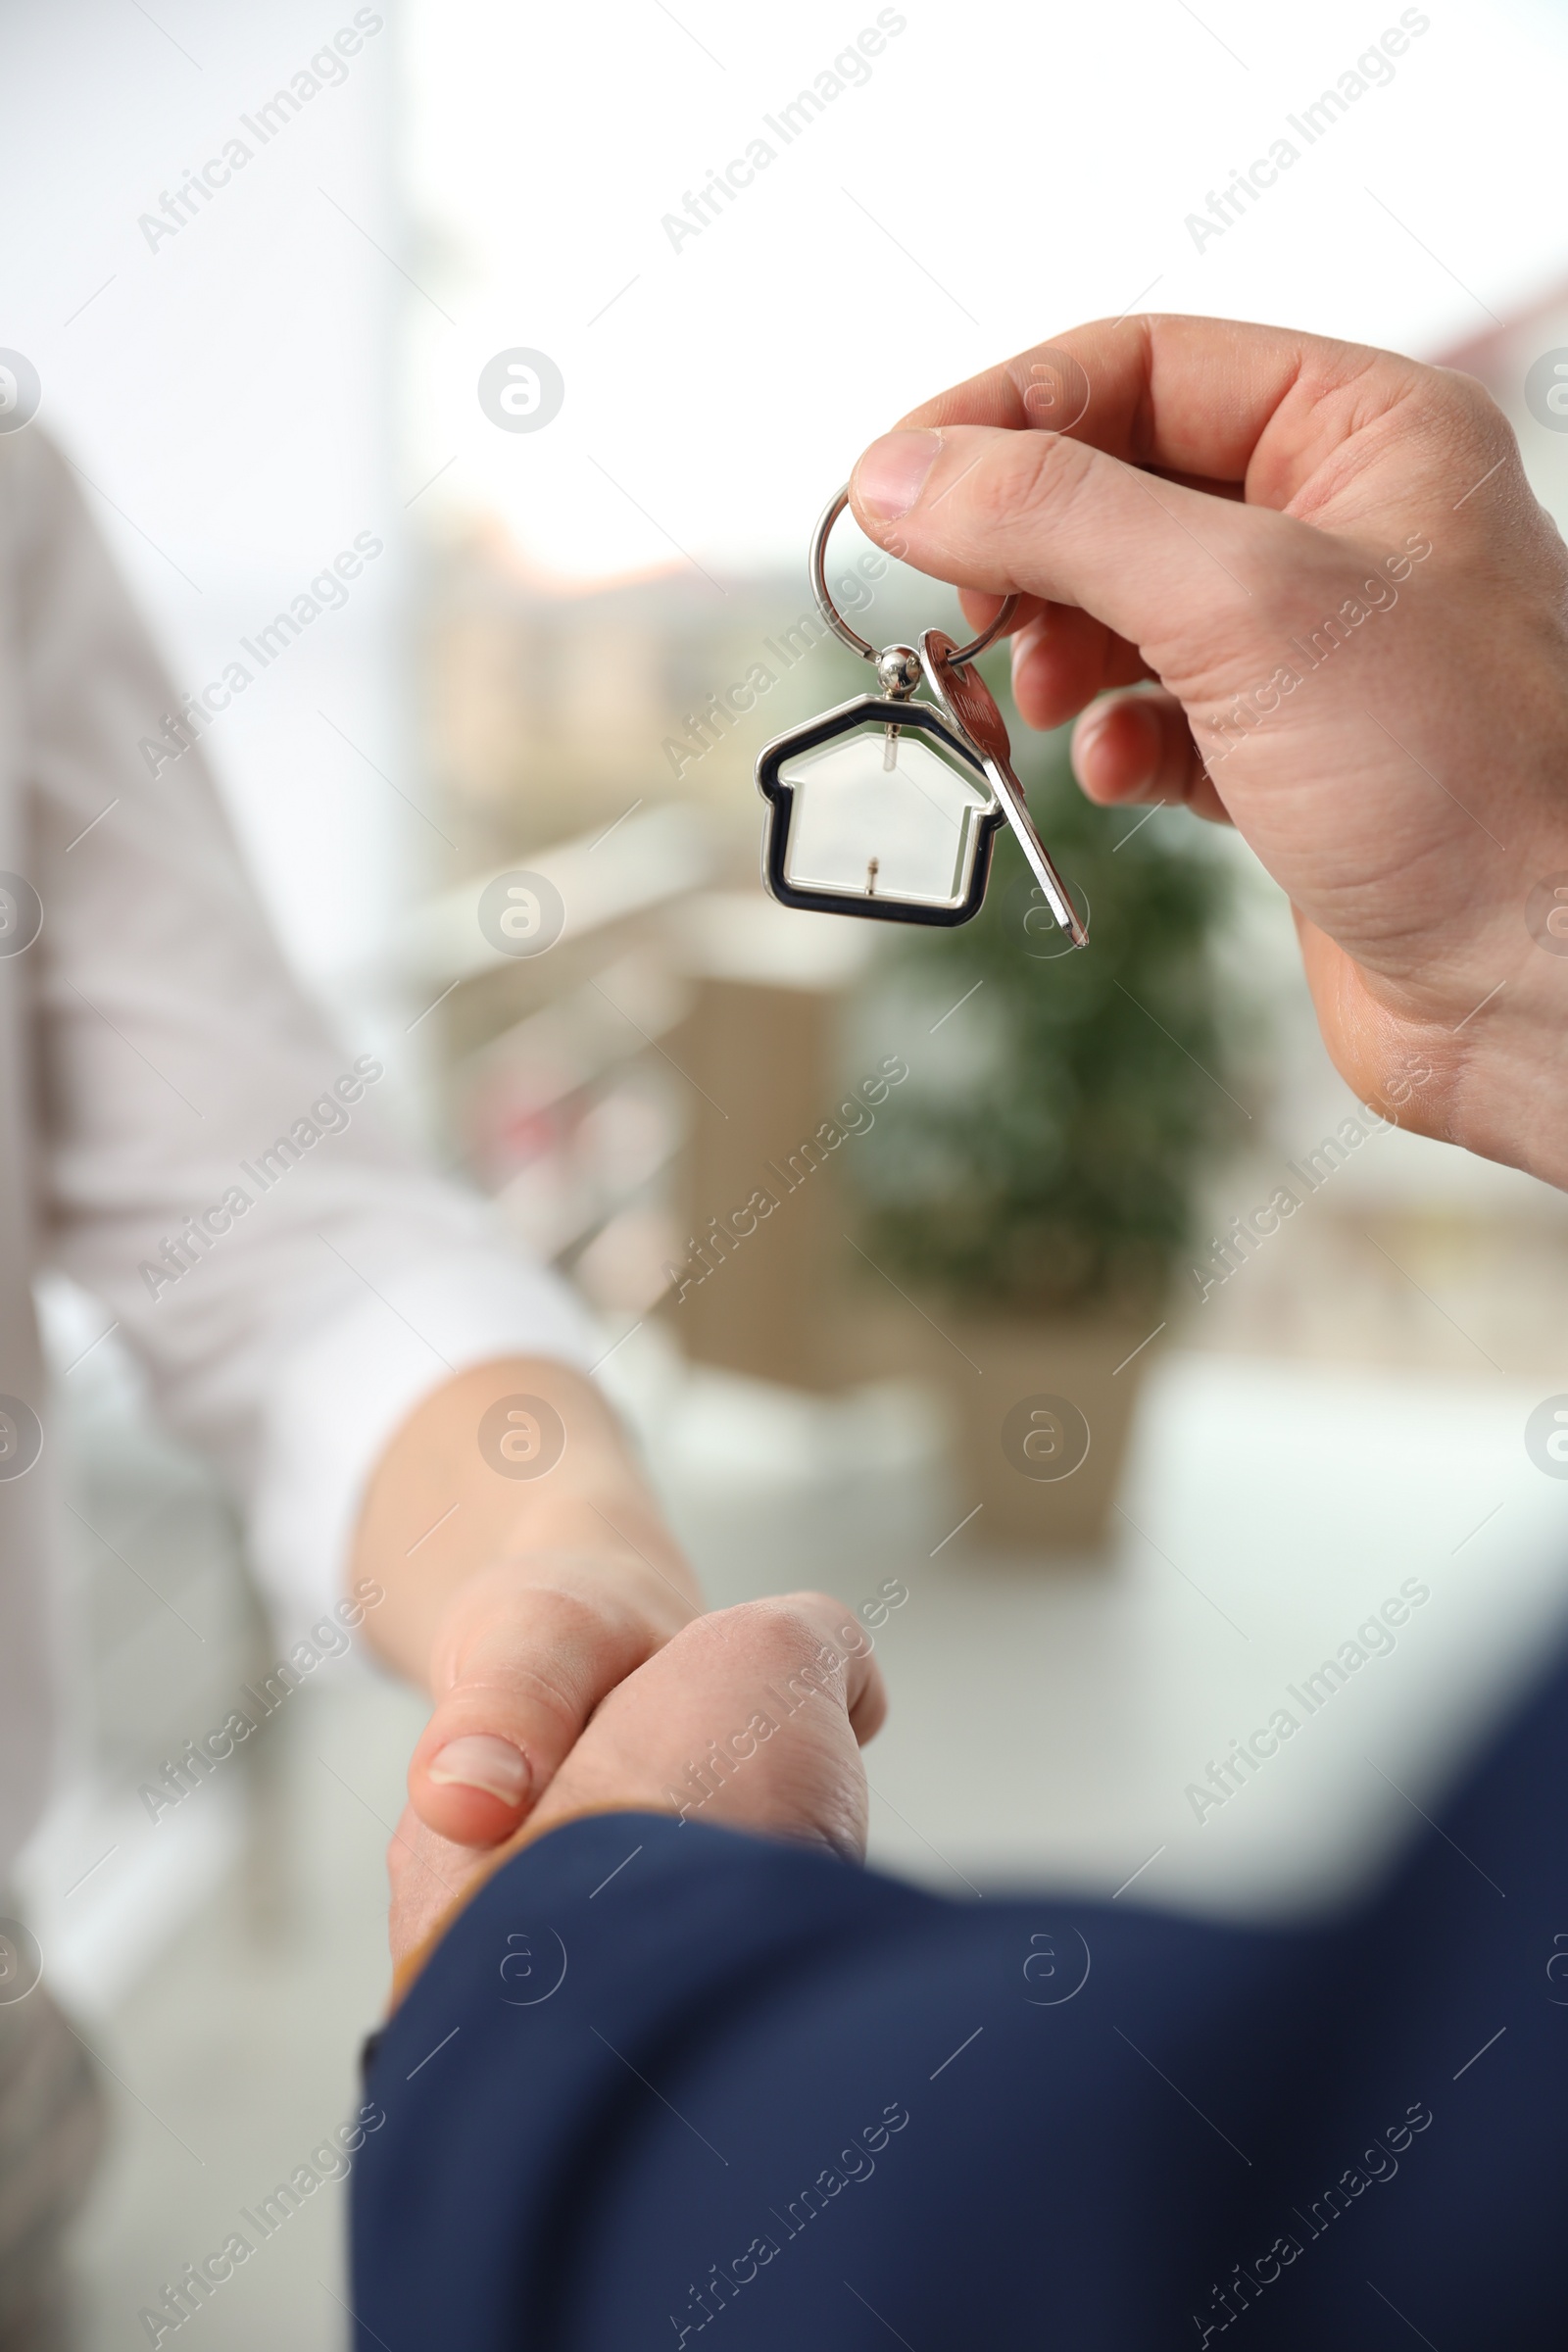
1447,975,1568,1190
354,1352,697,1685
495,1481,694,1596
1301,912,1568,1194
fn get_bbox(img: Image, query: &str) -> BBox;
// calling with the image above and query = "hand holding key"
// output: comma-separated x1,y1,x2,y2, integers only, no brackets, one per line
848,316,1568,1190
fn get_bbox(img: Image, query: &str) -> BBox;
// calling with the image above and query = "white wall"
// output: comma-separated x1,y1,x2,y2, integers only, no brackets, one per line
0,0,414,1059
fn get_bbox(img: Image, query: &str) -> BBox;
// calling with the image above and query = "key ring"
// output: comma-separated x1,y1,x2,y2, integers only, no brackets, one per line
809,485,1018,667
752,481,1085,944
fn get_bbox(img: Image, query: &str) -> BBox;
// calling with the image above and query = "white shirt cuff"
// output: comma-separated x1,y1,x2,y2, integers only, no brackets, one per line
247,1250,602,1641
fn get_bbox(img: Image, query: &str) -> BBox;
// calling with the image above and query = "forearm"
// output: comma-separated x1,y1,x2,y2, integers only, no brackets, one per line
353,1355,699,1687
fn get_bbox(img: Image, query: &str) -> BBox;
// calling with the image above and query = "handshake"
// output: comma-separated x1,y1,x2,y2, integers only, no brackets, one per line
387,1589,891,1993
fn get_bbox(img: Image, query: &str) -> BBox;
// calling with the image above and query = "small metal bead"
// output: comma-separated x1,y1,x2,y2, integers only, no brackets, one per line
876,644,922,698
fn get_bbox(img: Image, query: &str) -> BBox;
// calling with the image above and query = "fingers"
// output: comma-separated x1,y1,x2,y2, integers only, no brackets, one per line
527,1592,886,1862
1006,606,1153,732
406,1562,682,1847
852,420,1304,682
387,1803,493,1973
895,314,1427,509
856,321,1520,712
1072,688,1232,826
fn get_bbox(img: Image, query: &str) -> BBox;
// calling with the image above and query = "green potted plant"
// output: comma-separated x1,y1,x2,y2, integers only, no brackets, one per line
840,710,1249,1550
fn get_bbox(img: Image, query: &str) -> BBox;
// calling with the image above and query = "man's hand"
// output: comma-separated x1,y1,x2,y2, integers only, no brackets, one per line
385,1592,887,1991
848,316,1568,1188
354,1357,701,1848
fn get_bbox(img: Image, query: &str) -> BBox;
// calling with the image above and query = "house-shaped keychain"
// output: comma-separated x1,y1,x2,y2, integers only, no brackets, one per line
756,488,1088,944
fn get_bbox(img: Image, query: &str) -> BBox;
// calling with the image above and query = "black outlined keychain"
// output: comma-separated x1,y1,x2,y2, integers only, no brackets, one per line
755,486,1088,943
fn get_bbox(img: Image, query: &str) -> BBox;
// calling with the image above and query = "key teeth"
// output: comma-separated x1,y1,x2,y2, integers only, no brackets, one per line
1045,881,1089,947
1053,872,1089,947
916,623,1090,954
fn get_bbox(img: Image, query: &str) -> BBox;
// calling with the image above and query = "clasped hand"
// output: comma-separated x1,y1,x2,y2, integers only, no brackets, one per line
387,1593,887,1991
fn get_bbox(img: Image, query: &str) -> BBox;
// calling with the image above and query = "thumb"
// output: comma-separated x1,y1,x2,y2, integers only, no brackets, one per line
407,1568,672,1846
849,421,1307,686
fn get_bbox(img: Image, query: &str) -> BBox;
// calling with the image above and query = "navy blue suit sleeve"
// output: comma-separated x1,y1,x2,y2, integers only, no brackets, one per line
353,1657,1568,2350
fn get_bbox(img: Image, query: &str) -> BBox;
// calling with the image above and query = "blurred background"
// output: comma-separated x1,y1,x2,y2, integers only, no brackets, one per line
4,0,1568,2338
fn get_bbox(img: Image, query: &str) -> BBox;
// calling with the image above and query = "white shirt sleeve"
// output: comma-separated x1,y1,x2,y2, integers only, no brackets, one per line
12,429,601,1636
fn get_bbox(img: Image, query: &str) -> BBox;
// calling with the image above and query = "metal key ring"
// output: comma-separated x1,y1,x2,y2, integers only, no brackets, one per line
809,484,1018,669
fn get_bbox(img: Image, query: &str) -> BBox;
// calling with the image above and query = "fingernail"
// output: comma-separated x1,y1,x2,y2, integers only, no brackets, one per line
1077,696,1160,789
1011,618,1047,672
428,1735,530,1803
1113,697,1162,767
855,428,942,522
